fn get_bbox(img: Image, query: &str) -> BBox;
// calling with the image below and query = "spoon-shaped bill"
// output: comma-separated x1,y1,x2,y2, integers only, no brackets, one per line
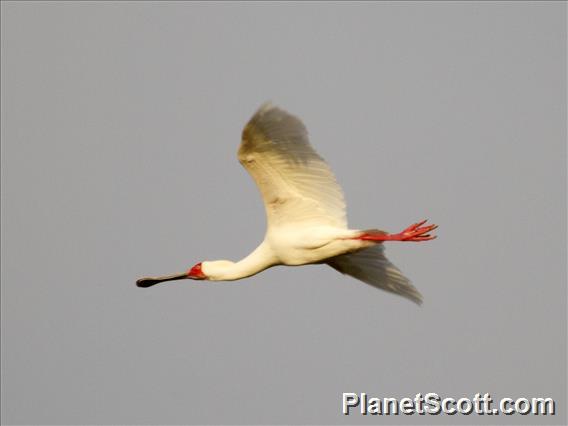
136,272,188,288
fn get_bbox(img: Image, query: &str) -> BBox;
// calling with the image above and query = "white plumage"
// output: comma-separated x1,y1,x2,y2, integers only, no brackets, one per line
239,102,347,229
137,103,437,304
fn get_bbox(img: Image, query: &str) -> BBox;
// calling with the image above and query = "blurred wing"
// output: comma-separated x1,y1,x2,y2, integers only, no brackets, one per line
327,245,423,305
238,103,347,228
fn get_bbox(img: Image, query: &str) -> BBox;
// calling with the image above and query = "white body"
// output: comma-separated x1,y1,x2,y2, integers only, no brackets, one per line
266,225,366,266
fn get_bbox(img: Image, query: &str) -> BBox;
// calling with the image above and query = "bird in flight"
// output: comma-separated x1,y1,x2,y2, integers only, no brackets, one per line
137,103,437,304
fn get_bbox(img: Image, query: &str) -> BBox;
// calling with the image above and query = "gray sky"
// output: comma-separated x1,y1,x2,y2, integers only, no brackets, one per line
1,2,566,425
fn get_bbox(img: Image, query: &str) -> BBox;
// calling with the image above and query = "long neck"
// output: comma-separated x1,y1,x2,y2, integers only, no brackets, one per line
212,241,276,281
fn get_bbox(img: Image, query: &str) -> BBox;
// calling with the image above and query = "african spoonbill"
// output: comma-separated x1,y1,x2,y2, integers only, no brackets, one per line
137,103,437,304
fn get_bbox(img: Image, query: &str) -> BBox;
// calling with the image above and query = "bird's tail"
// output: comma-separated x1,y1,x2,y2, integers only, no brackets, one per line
326,244,423,305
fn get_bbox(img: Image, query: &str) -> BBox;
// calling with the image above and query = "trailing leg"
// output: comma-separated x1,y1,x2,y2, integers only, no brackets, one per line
357,219,437,242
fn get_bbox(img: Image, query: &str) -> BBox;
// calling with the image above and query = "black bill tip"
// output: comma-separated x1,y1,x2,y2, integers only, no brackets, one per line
136,278,161,288
136,272,188,288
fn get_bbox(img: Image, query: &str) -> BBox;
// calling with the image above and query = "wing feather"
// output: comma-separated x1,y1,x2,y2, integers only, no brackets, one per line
327,245,423,305
238,103,347,228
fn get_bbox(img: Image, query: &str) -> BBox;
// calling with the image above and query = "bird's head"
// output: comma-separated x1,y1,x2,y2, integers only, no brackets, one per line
187,262,207,280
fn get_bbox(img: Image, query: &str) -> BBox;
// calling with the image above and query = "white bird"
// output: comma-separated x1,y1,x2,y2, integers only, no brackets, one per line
137,103,437,304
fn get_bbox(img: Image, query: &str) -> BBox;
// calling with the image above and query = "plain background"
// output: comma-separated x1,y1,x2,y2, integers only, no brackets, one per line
1,2,566,425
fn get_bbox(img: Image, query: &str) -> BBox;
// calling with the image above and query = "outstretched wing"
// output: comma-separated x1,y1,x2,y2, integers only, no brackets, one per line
327,245,423,304
238,103,347,228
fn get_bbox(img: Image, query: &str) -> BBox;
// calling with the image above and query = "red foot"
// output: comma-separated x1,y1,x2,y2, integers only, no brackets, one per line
359,219,438,242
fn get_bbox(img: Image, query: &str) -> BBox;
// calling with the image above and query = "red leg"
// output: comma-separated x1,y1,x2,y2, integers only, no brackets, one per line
358,219,438,242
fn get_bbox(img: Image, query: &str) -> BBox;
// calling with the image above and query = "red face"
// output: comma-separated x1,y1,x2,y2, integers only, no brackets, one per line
187,262,206,280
